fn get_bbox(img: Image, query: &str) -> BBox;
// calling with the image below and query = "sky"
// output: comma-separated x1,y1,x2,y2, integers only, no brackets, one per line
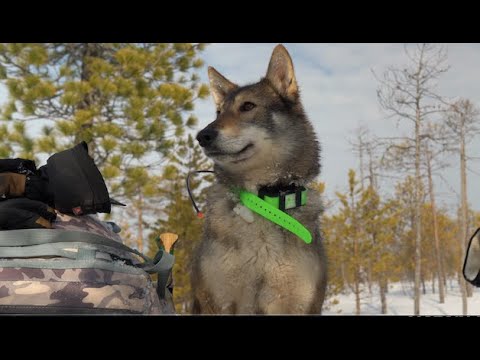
1,43,480,213
192,43,480,213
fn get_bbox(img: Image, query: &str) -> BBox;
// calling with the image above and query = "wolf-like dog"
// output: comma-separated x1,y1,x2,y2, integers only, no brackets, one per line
191,44,326,314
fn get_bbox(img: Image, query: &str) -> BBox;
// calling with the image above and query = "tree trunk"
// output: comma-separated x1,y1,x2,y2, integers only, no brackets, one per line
351,184,361,315
359,142,365,191
421,275,426,295
414,102,422,315
379,277,387,314
358,138,371,296
441,246,448,295
368,148,377,191
458,270,468,315
467,283,473,297
137,191,144,253
339,233,348,290
354,268,360,315
366,149,375,297
459,124,469,314
76,43,100,155
367,263,372,295
426,144,445,303
341,262,348,291
353,226,361,315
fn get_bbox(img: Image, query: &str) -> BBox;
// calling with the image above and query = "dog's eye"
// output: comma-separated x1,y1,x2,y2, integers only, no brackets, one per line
216,109,220,116
240,102,256,112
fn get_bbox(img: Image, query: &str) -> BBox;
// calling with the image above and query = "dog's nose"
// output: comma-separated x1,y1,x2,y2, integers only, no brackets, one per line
196,128,218,148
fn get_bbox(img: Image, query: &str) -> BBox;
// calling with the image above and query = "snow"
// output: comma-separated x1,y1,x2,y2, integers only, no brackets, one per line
323,280,480,315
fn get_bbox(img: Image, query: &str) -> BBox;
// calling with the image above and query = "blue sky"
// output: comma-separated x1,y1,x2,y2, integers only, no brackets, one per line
1,44,479,213
193,43,480,212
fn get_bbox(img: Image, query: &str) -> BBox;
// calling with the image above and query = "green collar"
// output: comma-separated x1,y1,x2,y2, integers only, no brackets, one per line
233,187,312,244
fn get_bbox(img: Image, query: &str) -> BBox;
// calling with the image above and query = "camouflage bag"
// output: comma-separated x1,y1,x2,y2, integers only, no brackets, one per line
0,213,175,314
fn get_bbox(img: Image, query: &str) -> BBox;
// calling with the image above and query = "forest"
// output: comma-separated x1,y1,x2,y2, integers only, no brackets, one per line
0,43,478,315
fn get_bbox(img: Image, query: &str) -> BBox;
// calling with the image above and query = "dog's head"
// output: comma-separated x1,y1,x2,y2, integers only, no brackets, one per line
197,44,319,185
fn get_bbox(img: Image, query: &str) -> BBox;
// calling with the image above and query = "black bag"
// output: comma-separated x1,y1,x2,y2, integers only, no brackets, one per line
0,158,37,175
46,142,112,215
0,198,57,230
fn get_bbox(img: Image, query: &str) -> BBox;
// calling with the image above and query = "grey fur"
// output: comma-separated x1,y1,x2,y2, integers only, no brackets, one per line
191,45,327,314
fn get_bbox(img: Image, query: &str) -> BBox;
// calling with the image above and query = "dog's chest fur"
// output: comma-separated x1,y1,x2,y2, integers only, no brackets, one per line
197,183,324,313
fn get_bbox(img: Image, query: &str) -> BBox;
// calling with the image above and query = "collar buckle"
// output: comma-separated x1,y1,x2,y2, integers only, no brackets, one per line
258,184,307,211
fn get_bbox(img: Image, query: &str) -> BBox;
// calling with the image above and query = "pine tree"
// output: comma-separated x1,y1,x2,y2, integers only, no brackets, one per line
319,170,468,314
0,44,209,164
335,169,363,314
349,125,381,293
358,185,400,314
0,43,209,247
0,121,35,158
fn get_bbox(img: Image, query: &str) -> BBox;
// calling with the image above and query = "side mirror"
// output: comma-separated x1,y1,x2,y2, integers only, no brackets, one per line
463,228,480,286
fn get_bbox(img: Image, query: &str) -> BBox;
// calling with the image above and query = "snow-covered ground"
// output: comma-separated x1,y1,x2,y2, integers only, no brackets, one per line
323,280,480,315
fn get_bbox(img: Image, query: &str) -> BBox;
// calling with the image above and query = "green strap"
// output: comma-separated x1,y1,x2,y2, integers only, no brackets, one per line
0,258,147,275
77,248,97,261
0,242,89,260
0,229,175,299
238,190,312,244
0,229,149,261
149,250,176,299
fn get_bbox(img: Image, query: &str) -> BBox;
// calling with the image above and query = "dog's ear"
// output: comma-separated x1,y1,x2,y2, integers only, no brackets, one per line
266,45,299,101
208,66,237,108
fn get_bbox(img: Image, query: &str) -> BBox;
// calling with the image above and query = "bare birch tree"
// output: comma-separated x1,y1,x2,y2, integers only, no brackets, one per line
444,98,480,315
375,43,449,315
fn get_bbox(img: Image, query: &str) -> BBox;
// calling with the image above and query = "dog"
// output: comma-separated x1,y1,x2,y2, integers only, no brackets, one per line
191,44,326,314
